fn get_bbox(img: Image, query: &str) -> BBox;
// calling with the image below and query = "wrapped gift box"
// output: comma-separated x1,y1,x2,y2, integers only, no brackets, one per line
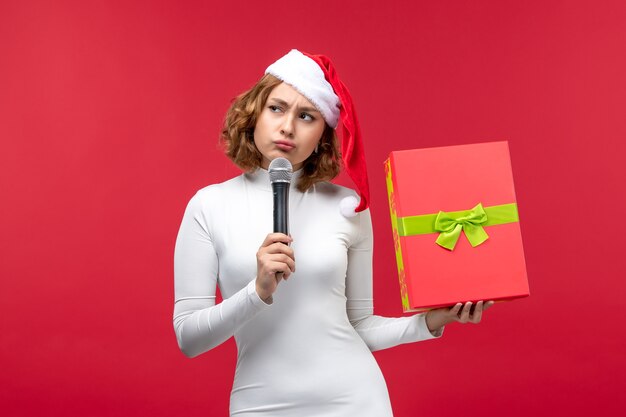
385,141,529,312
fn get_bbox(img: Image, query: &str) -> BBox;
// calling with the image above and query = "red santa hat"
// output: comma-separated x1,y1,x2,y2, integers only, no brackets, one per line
265,49,370,215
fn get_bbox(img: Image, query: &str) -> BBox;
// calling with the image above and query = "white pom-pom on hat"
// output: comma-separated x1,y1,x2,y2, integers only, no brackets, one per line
339,196,359,218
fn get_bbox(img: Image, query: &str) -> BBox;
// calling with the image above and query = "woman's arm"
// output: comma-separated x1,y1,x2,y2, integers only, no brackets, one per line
173,191,270,358
345,208,443,352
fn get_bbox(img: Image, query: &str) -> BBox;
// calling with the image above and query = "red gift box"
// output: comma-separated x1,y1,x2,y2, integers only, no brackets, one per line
385,141,530,312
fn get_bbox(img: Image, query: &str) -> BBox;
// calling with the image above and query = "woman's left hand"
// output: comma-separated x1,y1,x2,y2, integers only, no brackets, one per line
425,300,495,334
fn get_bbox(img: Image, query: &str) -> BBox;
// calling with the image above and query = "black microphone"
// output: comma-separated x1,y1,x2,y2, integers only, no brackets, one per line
268,158,292,281
268,157,293,236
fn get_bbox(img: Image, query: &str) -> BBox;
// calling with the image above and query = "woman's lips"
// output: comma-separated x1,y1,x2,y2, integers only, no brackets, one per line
275,141,295,151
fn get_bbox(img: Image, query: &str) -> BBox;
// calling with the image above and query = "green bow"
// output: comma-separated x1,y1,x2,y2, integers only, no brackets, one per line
394,202,519,252
434,203,489,250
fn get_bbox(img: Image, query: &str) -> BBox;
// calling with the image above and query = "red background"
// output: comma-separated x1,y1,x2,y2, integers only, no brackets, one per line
1,0,625,416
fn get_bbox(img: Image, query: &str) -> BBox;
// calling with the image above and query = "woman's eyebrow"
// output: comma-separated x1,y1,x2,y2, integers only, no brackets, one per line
268,97,320,114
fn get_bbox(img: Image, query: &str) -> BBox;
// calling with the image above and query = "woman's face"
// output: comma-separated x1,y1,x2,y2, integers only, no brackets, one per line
254,82,326,171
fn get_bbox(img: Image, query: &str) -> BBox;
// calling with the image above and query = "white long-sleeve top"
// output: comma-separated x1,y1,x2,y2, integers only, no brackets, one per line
173,168,443,417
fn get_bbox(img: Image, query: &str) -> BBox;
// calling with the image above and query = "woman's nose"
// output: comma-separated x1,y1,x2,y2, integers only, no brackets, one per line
280,114,295,137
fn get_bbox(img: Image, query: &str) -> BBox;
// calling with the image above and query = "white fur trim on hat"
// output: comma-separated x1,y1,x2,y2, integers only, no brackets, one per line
265,49,340,128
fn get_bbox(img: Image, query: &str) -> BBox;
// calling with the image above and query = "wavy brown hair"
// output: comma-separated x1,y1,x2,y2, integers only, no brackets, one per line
220,74,341,192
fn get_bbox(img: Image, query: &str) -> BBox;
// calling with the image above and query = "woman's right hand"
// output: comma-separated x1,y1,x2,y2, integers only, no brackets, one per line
255,233,295,303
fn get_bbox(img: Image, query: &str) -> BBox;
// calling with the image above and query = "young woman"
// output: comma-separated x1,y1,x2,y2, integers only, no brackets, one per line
173,49,493,416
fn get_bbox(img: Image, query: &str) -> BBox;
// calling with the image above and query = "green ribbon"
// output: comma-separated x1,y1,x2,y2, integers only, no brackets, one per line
397,203,519,251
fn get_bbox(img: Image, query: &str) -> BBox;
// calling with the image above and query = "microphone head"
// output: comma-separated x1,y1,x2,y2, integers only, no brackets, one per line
268,157,293,184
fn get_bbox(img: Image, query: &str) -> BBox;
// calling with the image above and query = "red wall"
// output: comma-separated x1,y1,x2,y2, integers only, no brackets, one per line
1,0,625,415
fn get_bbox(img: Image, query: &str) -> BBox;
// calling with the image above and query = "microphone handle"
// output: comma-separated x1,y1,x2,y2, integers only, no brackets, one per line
272,182,289,281
272,182,289,235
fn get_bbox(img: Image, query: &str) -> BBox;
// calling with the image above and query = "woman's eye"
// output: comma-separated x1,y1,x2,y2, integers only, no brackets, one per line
300,112,314,121
269,105,281,112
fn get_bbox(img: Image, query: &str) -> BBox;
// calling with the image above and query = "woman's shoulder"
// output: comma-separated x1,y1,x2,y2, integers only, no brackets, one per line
313,180,358,200
311,181,370,220
188,174,246,207
197,174,243,193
